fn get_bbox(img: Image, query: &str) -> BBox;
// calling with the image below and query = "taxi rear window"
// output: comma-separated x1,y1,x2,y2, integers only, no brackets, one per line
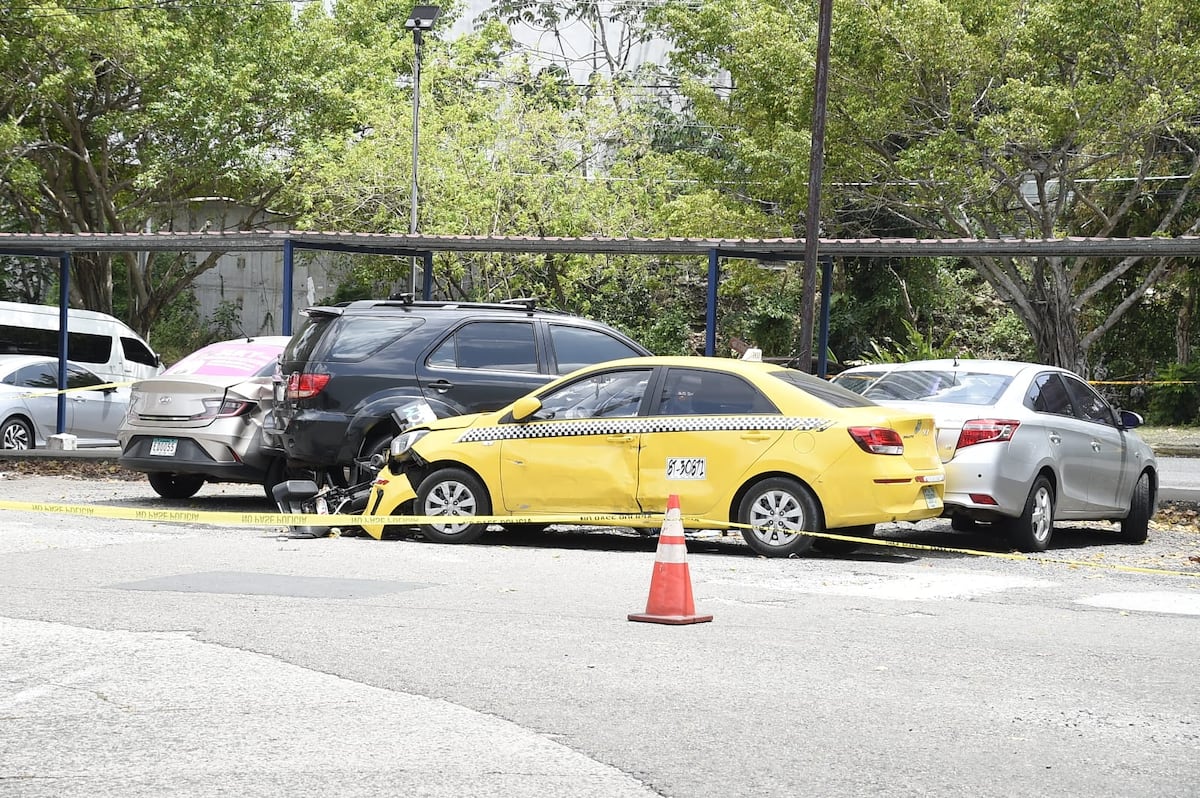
769,369,877,408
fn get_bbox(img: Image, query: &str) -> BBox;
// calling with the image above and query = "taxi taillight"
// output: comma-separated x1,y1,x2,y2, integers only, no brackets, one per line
847,426,904,455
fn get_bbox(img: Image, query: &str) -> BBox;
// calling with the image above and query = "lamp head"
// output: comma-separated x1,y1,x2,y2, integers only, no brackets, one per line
405,5,442,30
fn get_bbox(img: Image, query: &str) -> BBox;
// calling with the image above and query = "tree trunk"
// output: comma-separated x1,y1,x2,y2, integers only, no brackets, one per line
1176,278,1196,365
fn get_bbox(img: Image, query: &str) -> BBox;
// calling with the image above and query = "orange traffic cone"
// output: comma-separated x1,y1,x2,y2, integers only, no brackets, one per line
628,494,713,625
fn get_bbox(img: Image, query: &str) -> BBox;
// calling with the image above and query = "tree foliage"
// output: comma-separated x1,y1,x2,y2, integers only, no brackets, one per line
0,0,403,332
655,0,1200,372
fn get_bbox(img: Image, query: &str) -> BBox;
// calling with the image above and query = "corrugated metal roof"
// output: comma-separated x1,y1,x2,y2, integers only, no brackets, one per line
2,230,1199,257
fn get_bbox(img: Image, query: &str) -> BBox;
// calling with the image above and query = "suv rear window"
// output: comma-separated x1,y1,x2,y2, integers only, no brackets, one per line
282,314,335,367
328,316,425,361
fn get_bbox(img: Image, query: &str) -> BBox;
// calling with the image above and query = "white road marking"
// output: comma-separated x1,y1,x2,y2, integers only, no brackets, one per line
1076,591,1200,616
707,571,1056,601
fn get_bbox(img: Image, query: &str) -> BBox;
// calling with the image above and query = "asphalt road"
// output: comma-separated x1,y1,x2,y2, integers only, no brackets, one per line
1,474,1198,798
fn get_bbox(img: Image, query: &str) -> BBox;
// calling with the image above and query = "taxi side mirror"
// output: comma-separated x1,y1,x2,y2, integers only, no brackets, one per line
511,395,542,422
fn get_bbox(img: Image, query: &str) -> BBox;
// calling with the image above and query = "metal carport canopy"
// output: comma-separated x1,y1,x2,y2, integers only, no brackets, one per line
4,228,1200,356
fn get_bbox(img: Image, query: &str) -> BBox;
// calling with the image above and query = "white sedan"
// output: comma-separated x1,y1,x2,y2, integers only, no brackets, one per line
845,358,1157,551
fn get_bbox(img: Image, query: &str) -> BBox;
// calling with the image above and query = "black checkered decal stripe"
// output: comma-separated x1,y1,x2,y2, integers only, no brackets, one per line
456,416,835,443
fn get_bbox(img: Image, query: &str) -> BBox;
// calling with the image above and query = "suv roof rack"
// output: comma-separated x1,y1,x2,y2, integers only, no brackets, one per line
344,297,558,315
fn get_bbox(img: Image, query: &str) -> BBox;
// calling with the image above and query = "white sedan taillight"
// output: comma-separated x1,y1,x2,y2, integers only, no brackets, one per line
955,419,1020,450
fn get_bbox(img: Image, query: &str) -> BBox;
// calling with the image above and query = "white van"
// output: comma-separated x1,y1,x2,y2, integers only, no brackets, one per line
0,301,162,383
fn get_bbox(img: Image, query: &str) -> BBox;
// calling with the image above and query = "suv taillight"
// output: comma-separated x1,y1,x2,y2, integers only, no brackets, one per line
286,372,331,400
955,419,1020,450
847,426,904,455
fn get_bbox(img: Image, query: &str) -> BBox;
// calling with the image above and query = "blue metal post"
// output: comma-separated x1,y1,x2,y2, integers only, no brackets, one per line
706,249,719,356
56,253,70,434
817,255,833,378
422,251,433,300
282,239,294,335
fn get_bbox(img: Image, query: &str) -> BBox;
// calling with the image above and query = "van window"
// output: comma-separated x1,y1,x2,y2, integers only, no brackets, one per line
121,336,158,368
0,323,112,364
68,331,113,364
0,324,57,356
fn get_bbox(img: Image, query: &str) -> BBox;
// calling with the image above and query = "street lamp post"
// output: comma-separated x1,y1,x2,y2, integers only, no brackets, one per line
405,5,441,294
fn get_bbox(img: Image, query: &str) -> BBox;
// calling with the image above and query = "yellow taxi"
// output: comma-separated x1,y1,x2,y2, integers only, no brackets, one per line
360,356,945,557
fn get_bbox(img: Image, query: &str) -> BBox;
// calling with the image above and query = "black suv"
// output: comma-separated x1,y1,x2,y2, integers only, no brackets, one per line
269,297,650,481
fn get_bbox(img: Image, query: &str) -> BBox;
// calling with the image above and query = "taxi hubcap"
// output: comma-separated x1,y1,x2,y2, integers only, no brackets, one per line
425,480,477,532
749,490,804,544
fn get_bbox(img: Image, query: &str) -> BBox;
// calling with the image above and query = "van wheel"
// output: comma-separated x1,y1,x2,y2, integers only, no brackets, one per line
148,472,205,499
1,417,33,450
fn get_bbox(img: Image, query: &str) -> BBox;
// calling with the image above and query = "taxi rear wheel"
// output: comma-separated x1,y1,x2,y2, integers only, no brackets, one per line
738,478,819,558
415,468,491,544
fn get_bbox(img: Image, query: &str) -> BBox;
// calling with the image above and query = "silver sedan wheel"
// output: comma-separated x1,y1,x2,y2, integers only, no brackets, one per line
1029,484,1053,543
1007,475,1055,552
1,418,32,450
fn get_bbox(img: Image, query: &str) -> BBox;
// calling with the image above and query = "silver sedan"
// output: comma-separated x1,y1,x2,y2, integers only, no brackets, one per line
853,358,1157,551
118,337,293,499
0,355,130,449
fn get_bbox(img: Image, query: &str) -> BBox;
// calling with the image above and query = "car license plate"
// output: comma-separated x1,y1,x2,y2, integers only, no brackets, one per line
922,485,940,509
149,437,177,457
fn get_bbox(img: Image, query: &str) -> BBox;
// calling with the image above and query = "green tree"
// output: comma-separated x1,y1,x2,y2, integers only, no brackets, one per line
287,20,785,347
655,0,1200,373
0,0,404,333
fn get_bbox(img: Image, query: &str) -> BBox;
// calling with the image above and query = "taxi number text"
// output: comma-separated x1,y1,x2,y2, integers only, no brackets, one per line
666,457,706,480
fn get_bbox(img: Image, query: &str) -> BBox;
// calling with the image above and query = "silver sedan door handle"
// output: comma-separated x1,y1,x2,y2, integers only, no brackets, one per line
1049,433,1062,445
1091,441,1102,452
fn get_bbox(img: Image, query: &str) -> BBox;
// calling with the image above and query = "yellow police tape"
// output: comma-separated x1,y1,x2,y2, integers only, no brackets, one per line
15,380,135,400
0,498,1195,579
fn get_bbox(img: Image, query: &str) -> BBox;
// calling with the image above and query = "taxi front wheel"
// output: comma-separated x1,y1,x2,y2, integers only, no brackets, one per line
738,477,819,558
415,468,492,544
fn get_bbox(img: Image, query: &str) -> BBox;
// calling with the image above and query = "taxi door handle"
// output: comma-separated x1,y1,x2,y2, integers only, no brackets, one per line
606,435,636,443
741,431,773,441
